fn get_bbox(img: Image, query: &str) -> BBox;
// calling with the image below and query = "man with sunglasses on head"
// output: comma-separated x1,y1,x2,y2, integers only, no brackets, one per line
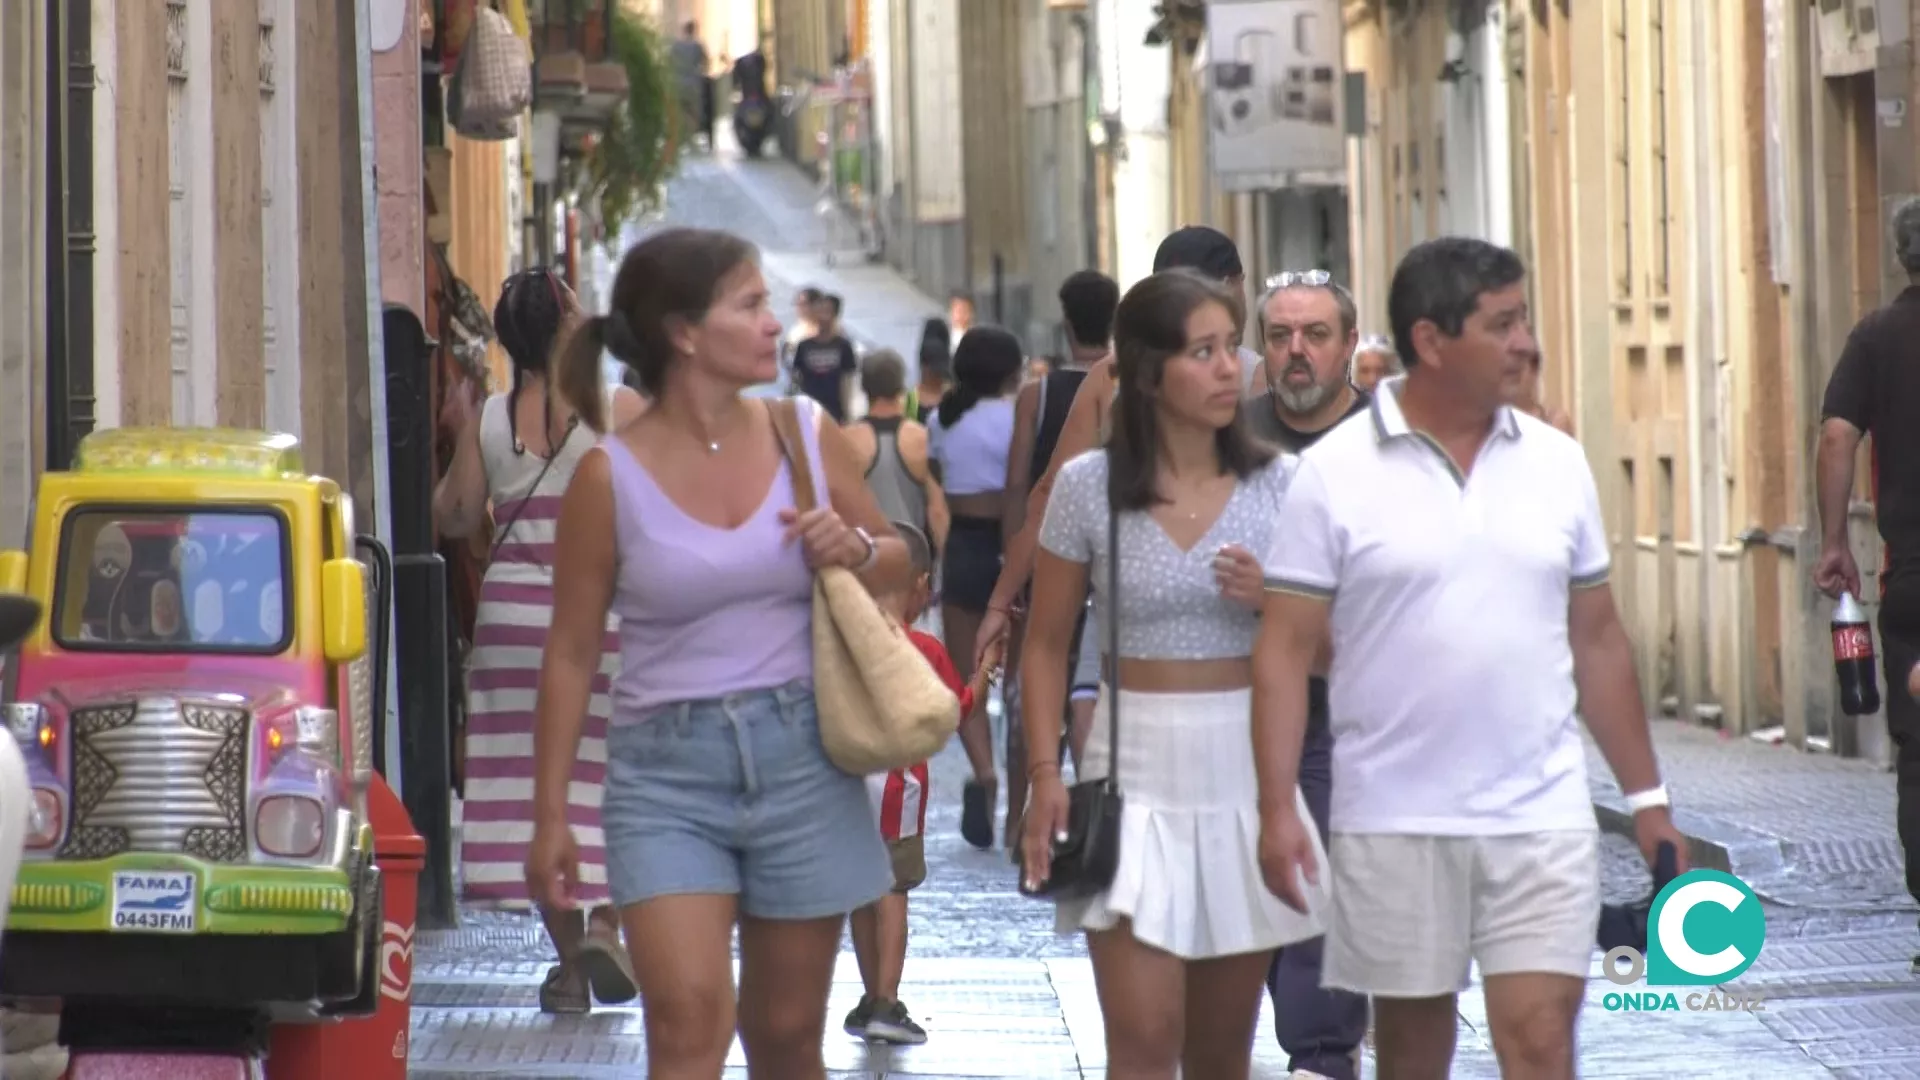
1240,270,1372,1080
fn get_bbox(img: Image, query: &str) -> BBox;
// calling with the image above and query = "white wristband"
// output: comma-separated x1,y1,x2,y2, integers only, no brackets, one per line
1624,784,1670,813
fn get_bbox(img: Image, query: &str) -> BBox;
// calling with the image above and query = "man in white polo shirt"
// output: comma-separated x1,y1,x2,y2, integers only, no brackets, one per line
1252,237,1685,1077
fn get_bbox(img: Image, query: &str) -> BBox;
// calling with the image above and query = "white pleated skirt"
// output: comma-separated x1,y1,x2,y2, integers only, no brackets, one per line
1055,685,1329,960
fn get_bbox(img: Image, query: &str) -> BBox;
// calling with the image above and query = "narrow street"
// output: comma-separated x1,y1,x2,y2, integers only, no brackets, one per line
398,146,1920,1078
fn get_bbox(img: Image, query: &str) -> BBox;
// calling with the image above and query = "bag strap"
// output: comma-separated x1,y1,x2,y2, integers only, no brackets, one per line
486,415,579,568
770,398,819,513
1104,458,1121,795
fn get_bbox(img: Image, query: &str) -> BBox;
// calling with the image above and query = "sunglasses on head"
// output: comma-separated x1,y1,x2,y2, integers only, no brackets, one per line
1265,269,1333,289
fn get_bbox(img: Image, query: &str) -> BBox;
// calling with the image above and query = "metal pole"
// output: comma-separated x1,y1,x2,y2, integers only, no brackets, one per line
351,0,402,792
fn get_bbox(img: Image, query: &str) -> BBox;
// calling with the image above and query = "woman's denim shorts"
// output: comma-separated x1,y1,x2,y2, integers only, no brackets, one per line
602,679,893,920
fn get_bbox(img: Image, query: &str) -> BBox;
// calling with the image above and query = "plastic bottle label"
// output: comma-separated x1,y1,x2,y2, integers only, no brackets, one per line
1834,624,1875,661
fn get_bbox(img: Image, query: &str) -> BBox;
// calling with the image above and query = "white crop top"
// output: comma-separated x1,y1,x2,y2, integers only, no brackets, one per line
1038,449,1296,661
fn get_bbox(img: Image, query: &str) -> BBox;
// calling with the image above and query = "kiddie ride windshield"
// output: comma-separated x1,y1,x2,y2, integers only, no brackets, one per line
54,509,290,653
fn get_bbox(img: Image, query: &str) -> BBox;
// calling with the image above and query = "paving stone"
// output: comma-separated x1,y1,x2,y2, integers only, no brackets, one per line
1589,719,1903,877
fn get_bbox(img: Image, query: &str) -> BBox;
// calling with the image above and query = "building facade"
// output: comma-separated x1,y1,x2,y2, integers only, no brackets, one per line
1342,0,1912,759
0,2,49,530
88,0,378,502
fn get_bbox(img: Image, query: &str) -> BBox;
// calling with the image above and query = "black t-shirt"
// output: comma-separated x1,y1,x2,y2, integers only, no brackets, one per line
793,334,857,423
1240,386,1371,455
1823,286,1920,588
1240,384,1371,742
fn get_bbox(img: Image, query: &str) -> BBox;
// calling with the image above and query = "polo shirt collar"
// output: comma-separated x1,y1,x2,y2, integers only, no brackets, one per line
1367,374,1523,444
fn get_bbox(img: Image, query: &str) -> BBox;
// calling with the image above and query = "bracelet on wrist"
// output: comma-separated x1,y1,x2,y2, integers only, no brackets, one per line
1027,760,1060,779
1624,783,1670,813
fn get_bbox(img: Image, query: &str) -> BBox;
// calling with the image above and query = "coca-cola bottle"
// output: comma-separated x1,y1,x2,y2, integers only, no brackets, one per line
1833,591,1882,716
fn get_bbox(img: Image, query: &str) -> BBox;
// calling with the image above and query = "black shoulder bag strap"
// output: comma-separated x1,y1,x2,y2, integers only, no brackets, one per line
487,415,581,568
1104,470,1120,794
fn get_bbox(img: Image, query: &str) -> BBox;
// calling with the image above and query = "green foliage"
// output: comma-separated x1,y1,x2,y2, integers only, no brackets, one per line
584,6,680,247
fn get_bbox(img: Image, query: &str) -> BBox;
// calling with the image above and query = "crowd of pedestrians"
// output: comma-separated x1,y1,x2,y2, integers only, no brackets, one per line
431,213,1687,1080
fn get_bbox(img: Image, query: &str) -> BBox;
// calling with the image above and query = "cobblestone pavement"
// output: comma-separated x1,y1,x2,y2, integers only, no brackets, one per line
613,142,943,379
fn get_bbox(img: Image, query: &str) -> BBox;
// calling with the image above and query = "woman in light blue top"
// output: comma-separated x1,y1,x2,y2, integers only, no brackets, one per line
924,325,1022,851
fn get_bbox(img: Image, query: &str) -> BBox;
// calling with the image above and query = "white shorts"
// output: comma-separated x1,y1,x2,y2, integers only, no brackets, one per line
1322,829,1600,998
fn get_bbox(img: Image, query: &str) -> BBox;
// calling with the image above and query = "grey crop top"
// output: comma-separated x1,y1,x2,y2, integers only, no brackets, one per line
1037,448,1296,661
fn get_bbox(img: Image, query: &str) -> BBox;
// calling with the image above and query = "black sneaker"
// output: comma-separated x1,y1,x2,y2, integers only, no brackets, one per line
843,993,877,1036
961,780,993,850
865,998,928,1045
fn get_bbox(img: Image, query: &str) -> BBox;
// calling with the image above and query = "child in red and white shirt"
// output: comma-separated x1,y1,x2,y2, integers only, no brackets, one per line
846,523,997,1045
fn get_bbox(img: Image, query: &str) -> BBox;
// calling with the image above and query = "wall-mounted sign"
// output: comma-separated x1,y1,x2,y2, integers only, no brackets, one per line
1205,0,1345,191
371,0,409,53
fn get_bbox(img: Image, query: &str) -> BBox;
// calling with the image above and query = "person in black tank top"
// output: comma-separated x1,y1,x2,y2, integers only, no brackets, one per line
990,270,1118,857
1029,367,1089,485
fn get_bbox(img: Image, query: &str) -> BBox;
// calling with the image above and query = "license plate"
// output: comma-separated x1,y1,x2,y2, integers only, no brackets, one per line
110,870,198,933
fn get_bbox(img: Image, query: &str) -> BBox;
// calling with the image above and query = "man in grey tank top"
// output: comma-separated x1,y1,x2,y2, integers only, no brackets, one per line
844,350,947,552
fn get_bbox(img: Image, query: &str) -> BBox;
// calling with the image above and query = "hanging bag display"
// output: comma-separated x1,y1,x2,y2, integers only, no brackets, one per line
447,5,531,141
770,398,961,775
1018,470,1123,901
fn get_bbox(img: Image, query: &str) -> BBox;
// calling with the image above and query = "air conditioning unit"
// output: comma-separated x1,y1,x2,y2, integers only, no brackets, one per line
1819,0,1879,78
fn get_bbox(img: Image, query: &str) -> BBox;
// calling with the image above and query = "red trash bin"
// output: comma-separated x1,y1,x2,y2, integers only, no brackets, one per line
267,777,424,1079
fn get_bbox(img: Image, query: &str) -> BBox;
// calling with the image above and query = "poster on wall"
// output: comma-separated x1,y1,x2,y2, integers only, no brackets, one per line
1205,0,1345,191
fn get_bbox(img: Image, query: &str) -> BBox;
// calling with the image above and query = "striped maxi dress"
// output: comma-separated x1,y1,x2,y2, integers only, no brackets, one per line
460,392,619,908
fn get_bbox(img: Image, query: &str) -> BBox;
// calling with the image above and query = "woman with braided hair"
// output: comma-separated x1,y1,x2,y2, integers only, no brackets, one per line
435,266,648,1012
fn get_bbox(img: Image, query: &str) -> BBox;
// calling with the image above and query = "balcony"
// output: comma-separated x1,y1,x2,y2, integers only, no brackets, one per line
528,0,629,150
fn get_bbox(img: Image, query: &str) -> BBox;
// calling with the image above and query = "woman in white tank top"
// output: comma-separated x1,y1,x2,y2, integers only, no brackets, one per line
434,267,646,1013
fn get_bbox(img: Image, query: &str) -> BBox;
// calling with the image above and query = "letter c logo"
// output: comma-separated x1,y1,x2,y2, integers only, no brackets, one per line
1645,870,1766,987
1656,879,1748,979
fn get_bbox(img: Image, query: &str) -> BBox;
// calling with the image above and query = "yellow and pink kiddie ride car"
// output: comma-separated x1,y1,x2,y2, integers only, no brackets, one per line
0,428,415,1073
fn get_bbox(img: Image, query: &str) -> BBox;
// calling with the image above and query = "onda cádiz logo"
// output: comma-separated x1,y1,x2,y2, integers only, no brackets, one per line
1601,869,1768,1014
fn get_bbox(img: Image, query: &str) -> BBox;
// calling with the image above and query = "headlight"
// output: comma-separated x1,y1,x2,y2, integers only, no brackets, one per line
254,795,325,858
4,703,45,746
26,789,61,849
292,707,340,766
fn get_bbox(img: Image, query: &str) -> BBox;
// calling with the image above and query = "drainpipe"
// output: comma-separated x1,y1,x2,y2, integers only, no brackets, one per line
1079,10,1098,270
352,0,402,789
44,0,95,472
1689,0,1722,730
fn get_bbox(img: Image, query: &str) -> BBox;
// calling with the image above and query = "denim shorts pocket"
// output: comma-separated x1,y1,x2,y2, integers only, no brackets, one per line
606,717,676,776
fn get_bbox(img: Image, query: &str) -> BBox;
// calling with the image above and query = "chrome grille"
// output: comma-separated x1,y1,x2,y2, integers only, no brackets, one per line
65,699,249,862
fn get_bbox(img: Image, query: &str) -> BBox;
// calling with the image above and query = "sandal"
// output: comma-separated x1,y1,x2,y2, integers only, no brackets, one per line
574,919,639,1004
538,963,590,1014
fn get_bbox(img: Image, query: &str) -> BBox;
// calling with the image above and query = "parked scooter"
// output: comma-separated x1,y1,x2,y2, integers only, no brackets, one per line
731,49,772,158
734,90,772,158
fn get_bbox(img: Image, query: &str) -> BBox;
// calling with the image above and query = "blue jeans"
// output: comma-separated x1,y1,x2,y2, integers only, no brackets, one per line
1267,705,1370,1078
602,680,892,920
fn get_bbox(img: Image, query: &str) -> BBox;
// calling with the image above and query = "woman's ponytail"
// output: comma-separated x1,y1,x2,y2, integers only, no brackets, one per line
552,316,611,434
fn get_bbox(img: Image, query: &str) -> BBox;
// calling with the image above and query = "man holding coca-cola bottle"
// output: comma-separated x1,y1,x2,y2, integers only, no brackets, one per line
1815,196,1920,938
1256,238,1688,1077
